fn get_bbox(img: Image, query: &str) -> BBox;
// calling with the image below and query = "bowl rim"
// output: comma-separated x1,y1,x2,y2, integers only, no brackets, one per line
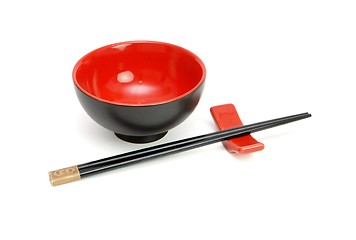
72,40,206,107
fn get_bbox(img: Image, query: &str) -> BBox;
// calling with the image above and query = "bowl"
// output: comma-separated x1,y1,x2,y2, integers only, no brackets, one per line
73,41,206,143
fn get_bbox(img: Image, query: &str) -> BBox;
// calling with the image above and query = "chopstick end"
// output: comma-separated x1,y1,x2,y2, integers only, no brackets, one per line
48,166,81,186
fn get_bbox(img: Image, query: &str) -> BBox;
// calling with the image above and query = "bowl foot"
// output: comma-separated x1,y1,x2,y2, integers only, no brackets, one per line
114,131,168,143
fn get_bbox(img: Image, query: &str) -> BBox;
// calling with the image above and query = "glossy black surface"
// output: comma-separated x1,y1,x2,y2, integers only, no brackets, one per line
75,82,204,143
78,112,312,177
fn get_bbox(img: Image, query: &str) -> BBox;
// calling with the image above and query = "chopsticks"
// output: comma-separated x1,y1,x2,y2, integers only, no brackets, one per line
48,112,311,186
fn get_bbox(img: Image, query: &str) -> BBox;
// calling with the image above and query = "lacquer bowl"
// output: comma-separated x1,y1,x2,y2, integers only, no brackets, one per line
73,41,206,143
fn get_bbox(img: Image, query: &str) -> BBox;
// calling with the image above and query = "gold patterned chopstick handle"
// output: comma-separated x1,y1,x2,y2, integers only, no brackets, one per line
48,166,81,186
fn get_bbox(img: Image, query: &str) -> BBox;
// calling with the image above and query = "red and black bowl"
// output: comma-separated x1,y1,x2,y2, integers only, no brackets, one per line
73,41,206,143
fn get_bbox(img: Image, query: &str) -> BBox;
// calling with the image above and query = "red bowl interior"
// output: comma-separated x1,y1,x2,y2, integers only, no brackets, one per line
73,41,206,106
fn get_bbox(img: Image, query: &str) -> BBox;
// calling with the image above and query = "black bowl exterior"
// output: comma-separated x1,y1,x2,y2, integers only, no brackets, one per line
74,82,205,138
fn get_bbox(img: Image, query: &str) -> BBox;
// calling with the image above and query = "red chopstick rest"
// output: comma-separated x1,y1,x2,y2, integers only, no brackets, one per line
210,104,264,154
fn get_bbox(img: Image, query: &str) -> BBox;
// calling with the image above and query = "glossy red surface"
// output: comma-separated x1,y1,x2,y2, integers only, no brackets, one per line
210,104,265,154
73,41,206,106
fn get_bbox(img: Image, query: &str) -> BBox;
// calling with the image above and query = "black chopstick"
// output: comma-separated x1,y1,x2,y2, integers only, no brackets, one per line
79,112,310,171
48,112,311,186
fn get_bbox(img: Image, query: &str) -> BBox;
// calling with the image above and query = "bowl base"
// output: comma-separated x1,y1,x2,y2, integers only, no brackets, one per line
114,132,168,143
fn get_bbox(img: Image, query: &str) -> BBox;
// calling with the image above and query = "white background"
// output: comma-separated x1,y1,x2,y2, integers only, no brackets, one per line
1,0,355,239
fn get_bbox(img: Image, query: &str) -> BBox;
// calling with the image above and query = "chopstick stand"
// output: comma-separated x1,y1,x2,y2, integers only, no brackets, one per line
49,112,311,186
